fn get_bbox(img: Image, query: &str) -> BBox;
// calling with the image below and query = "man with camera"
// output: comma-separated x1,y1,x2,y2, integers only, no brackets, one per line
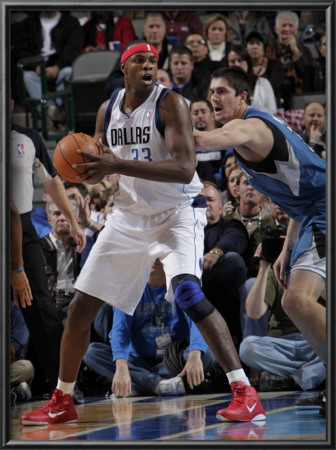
239,213,326,393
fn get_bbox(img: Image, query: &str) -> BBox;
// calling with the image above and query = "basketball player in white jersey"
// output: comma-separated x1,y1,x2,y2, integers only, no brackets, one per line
21,41,265,426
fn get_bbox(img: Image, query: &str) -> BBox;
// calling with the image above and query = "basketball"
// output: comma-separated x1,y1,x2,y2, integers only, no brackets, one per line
53,133,101,182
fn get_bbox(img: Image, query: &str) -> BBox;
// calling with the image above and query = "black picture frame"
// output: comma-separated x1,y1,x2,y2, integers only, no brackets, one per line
2,1,335,449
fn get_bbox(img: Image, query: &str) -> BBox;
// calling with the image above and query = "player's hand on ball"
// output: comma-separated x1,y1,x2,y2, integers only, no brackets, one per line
73,138,121,183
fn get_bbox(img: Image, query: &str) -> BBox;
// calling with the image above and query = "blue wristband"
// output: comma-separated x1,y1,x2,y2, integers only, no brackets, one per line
11,267,24,273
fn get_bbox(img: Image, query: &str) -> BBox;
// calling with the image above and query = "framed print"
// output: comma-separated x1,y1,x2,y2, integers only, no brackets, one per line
2,1,335,449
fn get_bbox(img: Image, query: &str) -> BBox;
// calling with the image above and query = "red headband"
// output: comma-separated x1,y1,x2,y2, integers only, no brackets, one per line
121,43,159,63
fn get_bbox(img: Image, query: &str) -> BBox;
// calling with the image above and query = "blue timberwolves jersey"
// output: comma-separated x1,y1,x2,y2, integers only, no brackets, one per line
234,107,326,264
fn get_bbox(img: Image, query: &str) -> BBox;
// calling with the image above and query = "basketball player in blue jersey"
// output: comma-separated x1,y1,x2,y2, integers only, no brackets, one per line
194,67,326,373
21,42,265,426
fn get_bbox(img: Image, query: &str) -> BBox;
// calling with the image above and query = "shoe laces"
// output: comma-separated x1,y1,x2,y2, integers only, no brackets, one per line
229,383,247,407
38,390,64,413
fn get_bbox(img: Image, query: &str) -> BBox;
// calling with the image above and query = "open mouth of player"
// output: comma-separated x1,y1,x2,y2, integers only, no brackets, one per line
142,74,153,85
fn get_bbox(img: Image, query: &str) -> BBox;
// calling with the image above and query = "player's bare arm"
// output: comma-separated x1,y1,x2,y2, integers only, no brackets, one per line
94,100,110,146
194,117,274,162
75,92,196,184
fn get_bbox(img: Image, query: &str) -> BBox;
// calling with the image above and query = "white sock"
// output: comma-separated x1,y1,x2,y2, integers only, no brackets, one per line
56,378,76,396
227,369,250,386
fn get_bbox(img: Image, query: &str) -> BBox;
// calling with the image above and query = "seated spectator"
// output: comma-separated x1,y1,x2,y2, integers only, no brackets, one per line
63,181,104,237
245,30,285,107
84,259,217,397
268,199,291,229
169,46,210,104
233,173,272,278
80,184,120,269
39,198,85,402
163,11,203,45
11,301,34,405
156,68,173,89
296,101,326,159
40,199,81,324
227,10,274,46
265,10,314,109
100,185,118,218
103,173,120,188
239,243,326,392
142,12,175,70
106,12,173,95
184,33,213,87
87,179,112,214
203,13,232,70
217,151,237,194
12,11,84,126
222,163,242,218
190,99,226,181
227,44,277,114
297,10,326,43
312,29,326,92
200,181,249,347
82,11,136,53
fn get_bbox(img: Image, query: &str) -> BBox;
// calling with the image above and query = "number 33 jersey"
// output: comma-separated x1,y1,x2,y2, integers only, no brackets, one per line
103,83,203,216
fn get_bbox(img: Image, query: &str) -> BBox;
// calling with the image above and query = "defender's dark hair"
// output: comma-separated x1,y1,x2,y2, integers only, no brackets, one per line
211,66,251,103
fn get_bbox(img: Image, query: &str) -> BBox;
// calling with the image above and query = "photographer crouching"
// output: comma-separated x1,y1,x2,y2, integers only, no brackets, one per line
239,203,326,393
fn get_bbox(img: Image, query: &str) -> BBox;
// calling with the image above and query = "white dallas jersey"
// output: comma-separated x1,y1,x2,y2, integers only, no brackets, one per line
104,83,203,216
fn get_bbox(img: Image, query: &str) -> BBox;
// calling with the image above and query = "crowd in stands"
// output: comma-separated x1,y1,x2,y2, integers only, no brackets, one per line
10,8,327,402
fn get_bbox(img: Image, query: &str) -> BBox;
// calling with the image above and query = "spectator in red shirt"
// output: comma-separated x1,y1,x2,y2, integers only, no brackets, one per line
163,11,203,45
82,11,136,52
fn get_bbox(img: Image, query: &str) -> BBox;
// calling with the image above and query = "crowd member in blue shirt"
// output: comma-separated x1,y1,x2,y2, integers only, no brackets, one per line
84,259,217,397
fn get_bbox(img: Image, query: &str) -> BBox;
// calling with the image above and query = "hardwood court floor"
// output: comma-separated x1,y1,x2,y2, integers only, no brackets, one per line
10,390,326,444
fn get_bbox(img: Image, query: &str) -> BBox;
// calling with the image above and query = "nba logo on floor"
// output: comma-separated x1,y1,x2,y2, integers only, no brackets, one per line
17,144,25,157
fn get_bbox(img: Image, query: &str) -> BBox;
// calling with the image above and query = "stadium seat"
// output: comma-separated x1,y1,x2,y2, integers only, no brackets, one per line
69,50,120,134
16,55,75,141
290,92,326,109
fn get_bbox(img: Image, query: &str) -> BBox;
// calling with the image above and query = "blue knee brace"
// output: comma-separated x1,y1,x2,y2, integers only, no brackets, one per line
173,275,215,323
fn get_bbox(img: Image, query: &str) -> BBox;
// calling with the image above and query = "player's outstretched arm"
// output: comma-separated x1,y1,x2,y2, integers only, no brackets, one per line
94,100,110,146
194,117,274,161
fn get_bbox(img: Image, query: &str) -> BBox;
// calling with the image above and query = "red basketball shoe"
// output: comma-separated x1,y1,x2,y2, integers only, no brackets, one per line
20,389,78,426
216,381,266,422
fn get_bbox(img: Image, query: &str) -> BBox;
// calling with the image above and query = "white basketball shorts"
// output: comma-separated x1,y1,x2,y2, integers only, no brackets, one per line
75,202,206,315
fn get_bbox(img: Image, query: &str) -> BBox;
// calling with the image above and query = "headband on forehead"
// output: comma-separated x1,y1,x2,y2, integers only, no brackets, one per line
121,43,159,63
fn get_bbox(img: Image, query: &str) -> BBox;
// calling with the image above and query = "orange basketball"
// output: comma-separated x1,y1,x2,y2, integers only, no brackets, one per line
53,133,101,182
